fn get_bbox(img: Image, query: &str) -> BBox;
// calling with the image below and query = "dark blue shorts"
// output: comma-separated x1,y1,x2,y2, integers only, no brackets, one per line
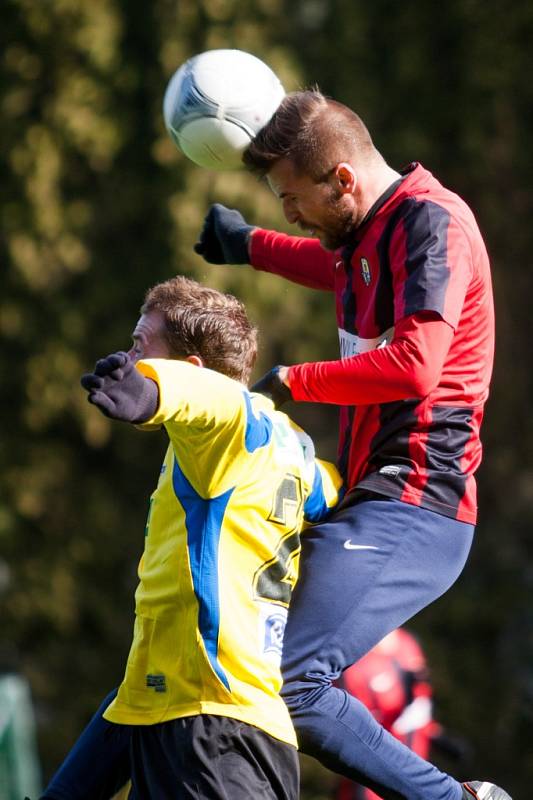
280,493,474,799
282,494,474,688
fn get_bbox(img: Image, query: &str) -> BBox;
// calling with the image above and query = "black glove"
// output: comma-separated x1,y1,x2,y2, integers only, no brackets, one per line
251,366,292,409
80,352,159,423
194,203,254,264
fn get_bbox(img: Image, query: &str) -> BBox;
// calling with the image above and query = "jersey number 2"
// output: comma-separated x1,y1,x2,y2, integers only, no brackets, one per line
253,474,303,607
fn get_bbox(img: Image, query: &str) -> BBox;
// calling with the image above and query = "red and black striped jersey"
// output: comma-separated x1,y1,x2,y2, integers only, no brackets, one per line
250,163,494,524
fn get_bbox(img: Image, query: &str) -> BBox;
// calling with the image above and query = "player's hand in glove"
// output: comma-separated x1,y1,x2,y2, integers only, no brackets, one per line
194,203,255,264
80,352,159,423
251,366,292,409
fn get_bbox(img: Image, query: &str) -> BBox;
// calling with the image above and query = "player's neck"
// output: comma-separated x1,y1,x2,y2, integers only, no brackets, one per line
358,164,402,222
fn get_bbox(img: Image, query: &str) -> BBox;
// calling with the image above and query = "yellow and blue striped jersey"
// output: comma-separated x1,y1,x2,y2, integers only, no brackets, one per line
104,359,342,746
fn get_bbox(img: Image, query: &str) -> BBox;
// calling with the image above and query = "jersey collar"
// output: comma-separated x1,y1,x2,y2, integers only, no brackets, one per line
340,162,420,262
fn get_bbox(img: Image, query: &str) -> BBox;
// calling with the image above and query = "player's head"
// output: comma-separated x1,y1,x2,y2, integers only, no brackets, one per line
129,275,258,383
243,90,384,250
243,89,378,180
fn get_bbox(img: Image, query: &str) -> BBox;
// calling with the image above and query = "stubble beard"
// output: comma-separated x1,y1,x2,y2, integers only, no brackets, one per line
311,186,357,250
319,207,357,251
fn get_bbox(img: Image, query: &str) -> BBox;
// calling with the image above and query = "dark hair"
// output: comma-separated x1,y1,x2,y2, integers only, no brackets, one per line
243,89,377,180
141,276,257,383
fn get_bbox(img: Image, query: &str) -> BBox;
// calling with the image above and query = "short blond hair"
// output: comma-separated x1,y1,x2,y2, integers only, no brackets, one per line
141,276,257,383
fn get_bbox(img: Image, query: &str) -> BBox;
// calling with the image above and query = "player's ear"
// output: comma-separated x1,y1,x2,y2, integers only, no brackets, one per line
333,162,357,194
185,354,204,368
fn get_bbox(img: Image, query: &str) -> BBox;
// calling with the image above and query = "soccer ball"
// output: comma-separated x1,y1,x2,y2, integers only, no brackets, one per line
163,49,285,171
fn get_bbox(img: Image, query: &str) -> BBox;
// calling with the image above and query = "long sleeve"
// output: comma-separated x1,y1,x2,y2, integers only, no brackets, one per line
249,228,337,291
288,313,454,406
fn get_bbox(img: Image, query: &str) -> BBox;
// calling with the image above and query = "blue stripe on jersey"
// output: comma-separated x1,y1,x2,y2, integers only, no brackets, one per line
401,199,451,317
303,464,330,523
421,405,473,514
374,206,400,332
243,391,273,453
340,253,357,333
338,407,356,482
172,459,234,691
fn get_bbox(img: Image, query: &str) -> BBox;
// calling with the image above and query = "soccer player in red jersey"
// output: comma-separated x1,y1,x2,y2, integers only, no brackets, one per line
194,90,511,800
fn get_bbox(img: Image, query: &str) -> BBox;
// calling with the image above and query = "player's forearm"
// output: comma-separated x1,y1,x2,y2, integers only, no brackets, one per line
249,228,336,290
288,315,454,406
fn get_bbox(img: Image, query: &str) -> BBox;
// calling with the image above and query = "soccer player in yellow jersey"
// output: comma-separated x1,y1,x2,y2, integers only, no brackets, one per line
41,276,341,800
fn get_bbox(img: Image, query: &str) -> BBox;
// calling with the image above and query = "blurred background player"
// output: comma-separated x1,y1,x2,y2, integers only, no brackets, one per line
40,275,341,800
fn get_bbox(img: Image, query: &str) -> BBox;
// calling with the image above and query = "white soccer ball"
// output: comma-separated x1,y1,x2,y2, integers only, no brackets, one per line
163,49,285,171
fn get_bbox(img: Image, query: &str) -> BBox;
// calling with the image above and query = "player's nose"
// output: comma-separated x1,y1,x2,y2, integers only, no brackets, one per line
282,197,299,225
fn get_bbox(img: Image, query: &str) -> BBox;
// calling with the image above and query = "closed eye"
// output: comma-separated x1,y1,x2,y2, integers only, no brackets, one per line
130,338,143,358
280,193,297,202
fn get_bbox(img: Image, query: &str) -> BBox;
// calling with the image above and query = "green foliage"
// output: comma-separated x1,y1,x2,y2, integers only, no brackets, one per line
1,1,532,796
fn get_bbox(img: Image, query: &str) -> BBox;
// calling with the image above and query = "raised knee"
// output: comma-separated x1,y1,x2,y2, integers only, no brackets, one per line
281,675,333,711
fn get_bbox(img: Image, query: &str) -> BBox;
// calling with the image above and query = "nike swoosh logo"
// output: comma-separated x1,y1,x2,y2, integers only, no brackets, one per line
343,541,379,551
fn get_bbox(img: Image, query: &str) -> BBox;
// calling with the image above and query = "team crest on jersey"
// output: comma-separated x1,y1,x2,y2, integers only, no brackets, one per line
259,606,288,663
360,257,372,286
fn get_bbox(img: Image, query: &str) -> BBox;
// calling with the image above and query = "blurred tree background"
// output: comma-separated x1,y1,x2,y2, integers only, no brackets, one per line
1,0,532,796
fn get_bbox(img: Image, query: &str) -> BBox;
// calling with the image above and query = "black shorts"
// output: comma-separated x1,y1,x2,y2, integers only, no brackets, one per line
129,714,299,800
